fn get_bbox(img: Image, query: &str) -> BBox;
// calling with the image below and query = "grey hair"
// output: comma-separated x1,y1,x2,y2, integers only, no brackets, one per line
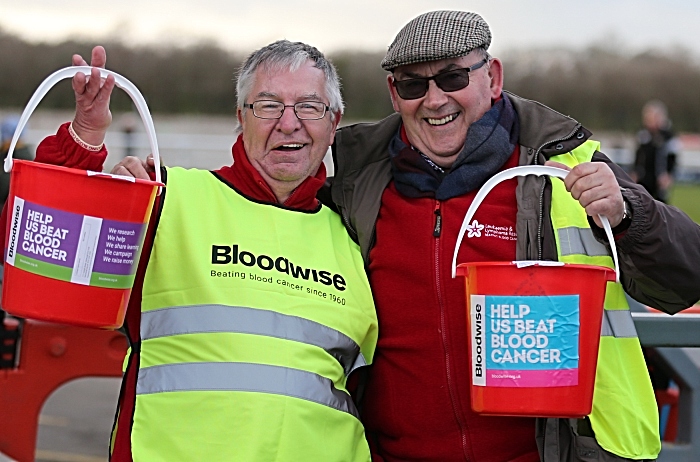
234,40,344,133
474,47,493,73
472,46,492,61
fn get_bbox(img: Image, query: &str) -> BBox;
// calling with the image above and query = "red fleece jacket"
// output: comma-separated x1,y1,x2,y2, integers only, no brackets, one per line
362,145,541,462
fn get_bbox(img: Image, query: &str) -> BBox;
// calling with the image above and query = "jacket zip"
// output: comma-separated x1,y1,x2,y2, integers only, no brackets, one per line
283,186,303,207
530,124,581,260
433,202,442,237
342,211,359,244
537,182,546,261
434,200,470,460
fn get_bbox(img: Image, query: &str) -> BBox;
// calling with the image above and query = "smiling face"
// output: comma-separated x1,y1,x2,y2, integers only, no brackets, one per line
388,52,503,168
237,61,339,202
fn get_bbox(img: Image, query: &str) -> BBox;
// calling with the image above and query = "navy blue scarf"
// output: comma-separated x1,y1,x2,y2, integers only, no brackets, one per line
389,93,519,200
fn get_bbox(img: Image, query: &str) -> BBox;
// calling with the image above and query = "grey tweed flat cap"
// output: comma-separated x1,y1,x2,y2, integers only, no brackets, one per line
381,10,491,71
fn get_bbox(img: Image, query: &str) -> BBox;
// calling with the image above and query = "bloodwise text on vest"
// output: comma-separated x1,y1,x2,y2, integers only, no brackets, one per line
211,244,347,291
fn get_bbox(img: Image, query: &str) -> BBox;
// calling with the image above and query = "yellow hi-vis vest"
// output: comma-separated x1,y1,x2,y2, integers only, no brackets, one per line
549,142,661,459
132,167,378,461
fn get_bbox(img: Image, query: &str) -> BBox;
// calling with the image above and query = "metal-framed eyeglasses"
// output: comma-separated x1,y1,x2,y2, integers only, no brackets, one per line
392,58,489,100
244,100,331,120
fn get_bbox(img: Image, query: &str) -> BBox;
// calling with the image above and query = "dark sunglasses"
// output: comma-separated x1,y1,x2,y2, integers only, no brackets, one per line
392,59,489,100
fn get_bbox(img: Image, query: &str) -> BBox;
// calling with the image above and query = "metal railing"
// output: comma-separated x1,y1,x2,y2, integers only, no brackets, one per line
629,297,700,462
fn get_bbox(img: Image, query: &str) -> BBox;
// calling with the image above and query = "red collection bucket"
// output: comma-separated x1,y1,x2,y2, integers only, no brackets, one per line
2,66,163,329
451,166,619,418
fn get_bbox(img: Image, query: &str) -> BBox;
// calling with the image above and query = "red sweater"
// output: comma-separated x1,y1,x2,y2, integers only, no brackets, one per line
363,147,541,462
1,123,325,461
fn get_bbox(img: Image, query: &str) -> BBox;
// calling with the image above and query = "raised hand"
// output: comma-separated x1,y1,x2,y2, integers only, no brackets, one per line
545,160,625,228
70,46,116,146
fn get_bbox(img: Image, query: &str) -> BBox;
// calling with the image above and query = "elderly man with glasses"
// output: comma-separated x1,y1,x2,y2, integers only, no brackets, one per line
330,10,700,462
6,41,378,461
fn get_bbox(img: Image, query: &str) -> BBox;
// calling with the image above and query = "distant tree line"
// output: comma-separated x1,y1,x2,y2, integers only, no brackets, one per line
502,47,700,132
0,29,393,122
2,29,700,132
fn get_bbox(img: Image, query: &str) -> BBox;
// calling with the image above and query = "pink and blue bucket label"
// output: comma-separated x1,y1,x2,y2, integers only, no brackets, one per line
470,294,580,387
5,197,145,289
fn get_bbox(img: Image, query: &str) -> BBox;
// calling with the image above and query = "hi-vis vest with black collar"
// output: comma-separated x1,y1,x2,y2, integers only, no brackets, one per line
132,167,377,461
549,141,661,459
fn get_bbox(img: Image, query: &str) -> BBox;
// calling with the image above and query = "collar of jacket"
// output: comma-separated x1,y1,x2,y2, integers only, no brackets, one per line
505,91,592,164
214,134,324,211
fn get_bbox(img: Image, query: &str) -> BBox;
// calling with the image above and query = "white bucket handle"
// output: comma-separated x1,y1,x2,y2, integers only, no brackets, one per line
3,66,162,191
451,165,620,283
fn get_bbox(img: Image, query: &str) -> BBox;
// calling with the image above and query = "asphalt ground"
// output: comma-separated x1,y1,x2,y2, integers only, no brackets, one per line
0,376,119,461
33,377,120,462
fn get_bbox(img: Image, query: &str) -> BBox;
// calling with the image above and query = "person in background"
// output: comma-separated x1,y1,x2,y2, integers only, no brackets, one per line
632,100,679,202
2,42,377,461
0,115,34,206
632,101,680,434
329,10,700,462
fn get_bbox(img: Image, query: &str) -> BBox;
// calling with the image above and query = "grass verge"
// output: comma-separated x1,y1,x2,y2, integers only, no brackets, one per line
669,183,700,224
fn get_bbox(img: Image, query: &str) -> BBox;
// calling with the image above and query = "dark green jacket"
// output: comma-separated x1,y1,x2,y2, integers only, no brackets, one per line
330,91,700,461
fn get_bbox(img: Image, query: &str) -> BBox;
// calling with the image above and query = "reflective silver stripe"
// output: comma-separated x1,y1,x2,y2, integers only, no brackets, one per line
141,305,364,375
558,227,608,257
600,309,638,338
136,362,359,419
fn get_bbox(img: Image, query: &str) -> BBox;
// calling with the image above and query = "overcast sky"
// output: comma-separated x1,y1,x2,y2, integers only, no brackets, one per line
2,0,700,57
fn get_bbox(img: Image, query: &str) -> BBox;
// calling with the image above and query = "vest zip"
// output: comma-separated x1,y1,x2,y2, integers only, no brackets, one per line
433,200,469,460
530,123,582,260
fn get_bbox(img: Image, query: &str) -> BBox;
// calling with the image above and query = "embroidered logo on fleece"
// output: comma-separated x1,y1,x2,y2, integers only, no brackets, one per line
467,220,485,238
467,220,516,241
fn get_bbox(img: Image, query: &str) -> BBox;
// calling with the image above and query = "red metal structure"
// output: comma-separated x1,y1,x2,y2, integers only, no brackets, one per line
0,316,125,461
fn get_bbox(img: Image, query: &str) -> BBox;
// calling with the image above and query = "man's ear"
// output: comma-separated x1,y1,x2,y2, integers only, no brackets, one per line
486,58,504,99
237,107,244,127
386,74,402,113
328,111,342,145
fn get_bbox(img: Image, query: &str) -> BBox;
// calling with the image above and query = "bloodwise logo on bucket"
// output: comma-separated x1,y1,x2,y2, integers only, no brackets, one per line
6,199,24,263
470,294,580,388
472,301,485,384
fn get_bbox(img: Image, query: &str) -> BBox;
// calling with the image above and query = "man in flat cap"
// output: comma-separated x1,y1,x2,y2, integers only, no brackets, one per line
330,10,700,462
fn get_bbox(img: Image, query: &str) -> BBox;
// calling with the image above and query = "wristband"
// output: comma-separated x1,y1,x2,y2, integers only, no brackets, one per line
68,122,104,152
